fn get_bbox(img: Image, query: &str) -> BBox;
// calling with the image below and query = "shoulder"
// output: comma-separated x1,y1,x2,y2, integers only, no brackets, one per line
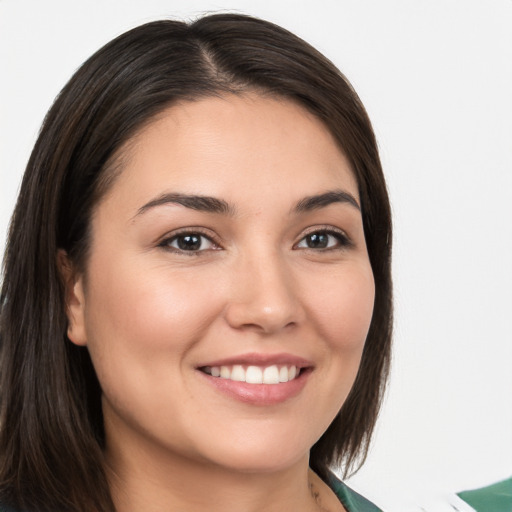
327,472,383,512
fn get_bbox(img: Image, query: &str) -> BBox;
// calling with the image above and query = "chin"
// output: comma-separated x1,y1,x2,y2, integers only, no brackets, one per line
212,453,307,475
195,432,312,475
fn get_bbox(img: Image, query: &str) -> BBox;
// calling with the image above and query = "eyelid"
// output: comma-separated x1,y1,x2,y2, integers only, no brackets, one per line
294,225,353,250
157,227,223,253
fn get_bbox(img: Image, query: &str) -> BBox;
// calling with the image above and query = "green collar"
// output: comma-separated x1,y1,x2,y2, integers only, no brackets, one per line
328,472,383,512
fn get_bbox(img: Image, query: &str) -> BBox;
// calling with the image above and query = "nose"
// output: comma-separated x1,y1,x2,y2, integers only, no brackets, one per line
224,251,304,334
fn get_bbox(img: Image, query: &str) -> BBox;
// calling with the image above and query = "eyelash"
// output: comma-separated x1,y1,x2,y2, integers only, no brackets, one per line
294,227,352,251
158,229,221,255
158,227,352,255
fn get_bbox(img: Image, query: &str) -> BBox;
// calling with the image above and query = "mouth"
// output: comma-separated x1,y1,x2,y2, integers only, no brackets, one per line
196,354,313,405
200,364,303,384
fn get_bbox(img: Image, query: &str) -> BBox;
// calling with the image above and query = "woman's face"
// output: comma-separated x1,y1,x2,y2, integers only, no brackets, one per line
67,93,375,474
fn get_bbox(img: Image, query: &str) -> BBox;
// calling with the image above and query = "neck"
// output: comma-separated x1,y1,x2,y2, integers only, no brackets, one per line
107,444,322,512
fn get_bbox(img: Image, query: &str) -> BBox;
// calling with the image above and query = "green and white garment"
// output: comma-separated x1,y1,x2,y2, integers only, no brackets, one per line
330,474,512,512
410,477,512,512
328,473,383,511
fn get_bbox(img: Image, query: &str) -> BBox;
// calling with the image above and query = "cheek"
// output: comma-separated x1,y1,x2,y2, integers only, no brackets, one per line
80,257,227,408
81,257,226,423
84,258,220,349
307,264,375,355
290,263,375,441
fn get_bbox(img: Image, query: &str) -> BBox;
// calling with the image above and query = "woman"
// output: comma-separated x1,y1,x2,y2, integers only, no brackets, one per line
0,14,392,512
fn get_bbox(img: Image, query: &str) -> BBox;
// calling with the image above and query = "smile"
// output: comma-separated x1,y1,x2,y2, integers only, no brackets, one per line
197,353,313,405
201,364,300,384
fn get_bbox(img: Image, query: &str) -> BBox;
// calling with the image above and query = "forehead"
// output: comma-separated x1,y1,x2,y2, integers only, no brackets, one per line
102,93,359,212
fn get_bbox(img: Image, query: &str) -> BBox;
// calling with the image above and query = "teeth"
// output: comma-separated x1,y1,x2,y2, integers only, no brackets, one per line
262,365,280,384
205,364,300,384
231,365,245,382
246,366,263,384
279,366,289,382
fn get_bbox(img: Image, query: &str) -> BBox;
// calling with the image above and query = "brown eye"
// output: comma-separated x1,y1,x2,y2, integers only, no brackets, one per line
296,230,350,250
162,232,216,252
304,233,329,249
176,234,202,251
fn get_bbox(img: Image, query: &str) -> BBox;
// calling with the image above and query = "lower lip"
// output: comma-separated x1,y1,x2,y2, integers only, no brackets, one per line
199,369,311,406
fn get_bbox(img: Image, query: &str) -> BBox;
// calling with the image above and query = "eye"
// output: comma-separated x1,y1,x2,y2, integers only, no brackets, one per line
160,232,218,253
295,229,350,250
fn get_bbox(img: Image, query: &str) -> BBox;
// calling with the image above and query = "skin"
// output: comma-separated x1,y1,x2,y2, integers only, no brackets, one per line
64,93,375,512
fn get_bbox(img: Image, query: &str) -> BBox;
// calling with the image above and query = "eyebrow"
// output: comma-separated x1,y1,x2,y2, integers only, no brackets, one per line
294,190,360,213
136,192,235,217
135,188,360,219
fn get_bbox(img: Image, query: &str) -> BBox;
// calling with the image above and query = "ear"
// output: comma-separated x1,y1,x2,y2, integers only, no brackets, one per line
57,249,88,346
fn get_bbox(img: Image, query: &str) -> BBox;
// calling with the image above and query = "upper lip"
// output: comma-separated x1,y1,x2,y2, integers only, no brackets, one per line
197,352,314,369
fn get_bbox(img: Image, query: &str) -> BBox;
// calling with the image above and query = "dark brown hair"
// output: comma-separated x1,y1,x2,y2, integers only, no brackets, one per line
0,14,392,512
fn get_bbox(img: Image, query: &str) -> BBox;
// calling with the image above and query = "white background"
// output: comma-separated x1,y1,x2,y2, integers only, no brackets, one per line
1,1,511,510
